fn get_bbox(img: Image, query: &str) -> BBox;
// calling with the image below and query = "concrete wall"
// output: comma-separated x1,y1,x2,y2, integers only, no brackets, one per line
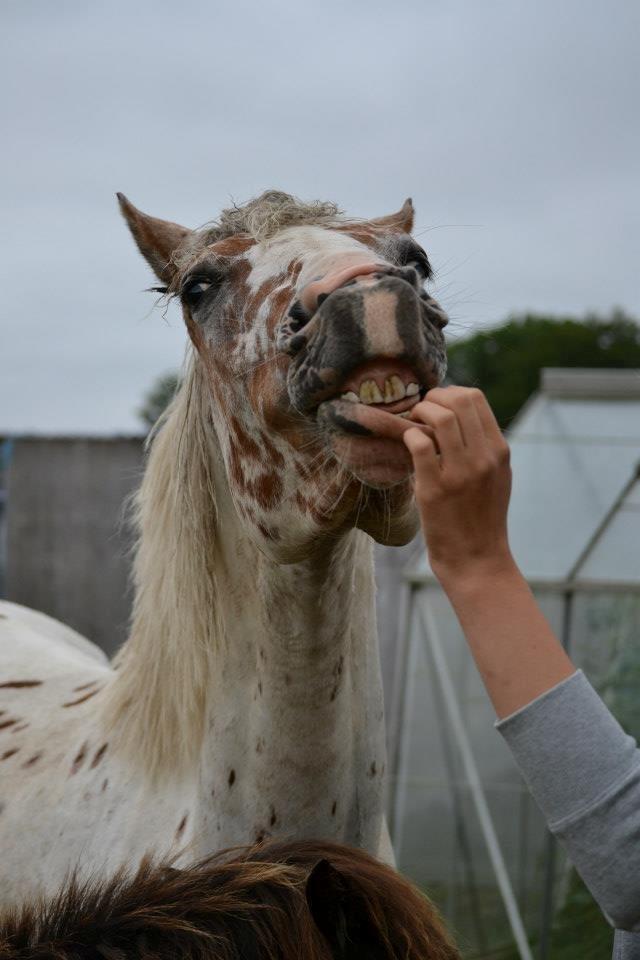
4,437,143,657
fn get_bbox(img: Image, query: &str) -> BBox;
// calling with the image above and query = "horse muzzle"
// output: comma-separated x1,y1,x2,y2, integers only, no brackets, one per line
279,271,448,423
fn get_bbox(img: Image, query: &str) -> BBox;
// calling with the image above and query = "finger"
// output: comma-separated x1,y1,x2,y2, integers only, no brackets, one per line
347,402,438,445
469,389,507,449
403,427,440,478
425,386,487,451
408,397,465,460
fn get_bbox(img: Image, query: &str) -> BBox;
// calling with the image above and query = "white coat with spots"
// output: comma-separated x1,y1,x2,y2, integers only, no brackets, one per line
0,191,448,906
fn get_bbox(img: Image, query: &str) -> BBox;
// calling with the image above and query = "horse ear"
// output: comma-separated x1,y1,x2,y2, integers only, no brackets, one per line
117,193,192,283
305,859,388,960
369,198,414,234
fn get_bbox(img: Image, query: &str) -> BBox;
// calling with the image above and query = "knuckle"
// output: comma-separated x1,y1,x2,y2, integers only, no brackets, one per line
474,456,494,477
438,408,456,425
452,388,475,408
497,440,511,464
410,434,434,455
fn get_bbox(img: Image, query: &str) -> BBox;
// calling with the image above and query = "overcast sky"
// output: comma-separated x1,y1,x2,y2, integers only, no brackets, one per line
2,0,638,433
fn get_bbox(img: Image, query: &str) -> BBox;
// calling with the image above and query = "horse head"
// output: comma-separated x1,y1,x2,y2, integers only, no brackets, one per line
119,191,448,560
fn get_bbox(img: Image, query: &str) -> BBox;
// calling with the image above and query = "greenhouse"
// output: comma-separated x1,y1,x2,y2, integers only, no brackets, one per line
389,368,640,959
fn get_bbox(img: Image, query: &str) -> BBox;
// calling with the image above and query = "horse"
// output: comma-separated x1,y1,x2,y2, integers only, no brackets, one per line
0,190,448,904
0,839,459,960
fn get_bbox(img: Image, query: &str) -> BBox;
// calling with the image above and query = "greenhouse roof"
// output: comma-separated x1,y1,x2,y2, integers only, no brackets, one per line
410,368,640,590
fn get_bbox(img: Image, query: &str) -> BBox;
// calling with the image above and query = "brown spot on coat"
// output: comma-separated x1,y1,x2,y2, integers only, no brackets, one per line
90,743,108,769
73,680,99,692
0,719,18,731
175,814,188,839
101,778,109,792
1,748,19,760
331,800,337,817
228,769,236,787
230,416,262,461
265,282,299,337
257,522,280,541
369,761,377,778
70,742,88,774
63,688,100,707
243,275,285,332
258,432,286,470
210,236,256,257
269,806,277,827
251,471,283,510
11,722,29,733
287,258,303,282
22,752,43,768
0,680,43,689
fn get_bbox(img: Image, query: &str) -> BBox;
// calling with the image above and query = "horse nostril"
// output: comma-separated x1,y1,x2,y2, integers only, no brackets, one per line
287,300,312,332
316,293,328,308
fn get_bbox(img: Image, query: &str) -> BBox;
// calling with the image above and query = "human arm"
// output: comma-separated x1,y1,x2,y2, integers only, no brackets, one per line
399,385,575,719
373,386,640,930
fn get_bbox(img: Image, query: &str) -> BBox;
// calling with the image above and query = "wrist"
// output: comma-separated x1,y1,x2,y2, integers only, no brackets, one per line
432,550,521,599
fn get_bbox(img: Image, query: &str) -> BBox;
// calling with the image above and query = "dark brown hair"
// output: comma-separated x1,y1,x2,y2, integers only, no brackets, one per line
0,839,459,960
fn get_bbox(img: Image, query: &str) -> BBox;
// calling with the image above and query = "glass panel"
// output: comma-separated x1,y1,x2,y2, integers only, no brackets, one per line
577,505,640,584
515,396,640,442
570,592,640,734
393,587,561,955
627,478,640,507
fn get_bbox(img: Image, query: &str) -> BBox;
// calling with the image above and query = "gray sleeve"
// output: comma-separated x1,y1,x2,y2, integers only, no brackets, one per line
496,670,640,932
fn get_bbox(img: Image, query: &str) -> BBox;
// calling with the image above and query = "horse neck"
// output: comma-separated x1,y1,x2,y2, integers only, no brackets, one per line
104,366,386,848
197,463,386,849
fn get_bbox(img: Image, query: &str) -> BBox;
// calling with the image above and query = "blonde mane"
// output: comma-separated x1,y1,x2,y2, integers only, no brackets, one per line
102,354,223,782
103,191,357,781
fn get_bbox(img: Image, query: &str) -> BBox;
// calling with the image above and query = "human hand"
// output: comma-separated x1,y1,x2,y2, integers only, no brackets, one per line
402,387,515,587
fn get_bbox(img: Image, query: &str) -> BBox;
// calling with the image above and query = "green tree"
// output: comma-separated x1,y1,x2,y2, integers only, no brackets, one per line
138,371,180,430
446,309,640,429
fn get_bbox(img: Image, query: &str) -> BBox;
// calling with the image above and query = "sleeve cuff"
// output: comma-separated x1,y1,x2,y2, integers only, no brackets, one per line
496,669,639,826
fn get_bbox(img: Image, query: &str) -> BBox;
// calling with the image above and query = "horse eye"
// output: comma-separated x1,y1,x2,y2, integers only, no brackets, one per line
408,256,432,281
182,279,212,305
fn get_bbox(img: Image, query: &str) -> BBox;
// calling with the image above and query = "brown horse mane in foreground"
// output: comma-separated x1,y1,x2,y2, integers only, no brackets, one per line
0,840,459,960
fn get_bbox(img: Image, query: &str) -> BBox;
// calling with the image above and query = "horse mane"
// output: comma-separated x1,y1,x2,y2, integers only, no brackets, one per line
101,353,223,782
174,189,346,272
0,840,459,960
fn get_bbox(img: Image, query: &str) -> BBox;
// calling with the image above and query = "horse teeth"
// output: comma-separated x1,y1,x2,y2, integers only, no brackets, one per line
340,391,360,402
359,379,384,404
406,382,420,396
384,375,406,403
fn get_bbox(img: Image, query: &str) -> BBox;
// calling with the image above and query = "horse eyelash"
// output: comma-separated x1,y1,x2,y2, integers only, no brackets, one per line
146,286,169,295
